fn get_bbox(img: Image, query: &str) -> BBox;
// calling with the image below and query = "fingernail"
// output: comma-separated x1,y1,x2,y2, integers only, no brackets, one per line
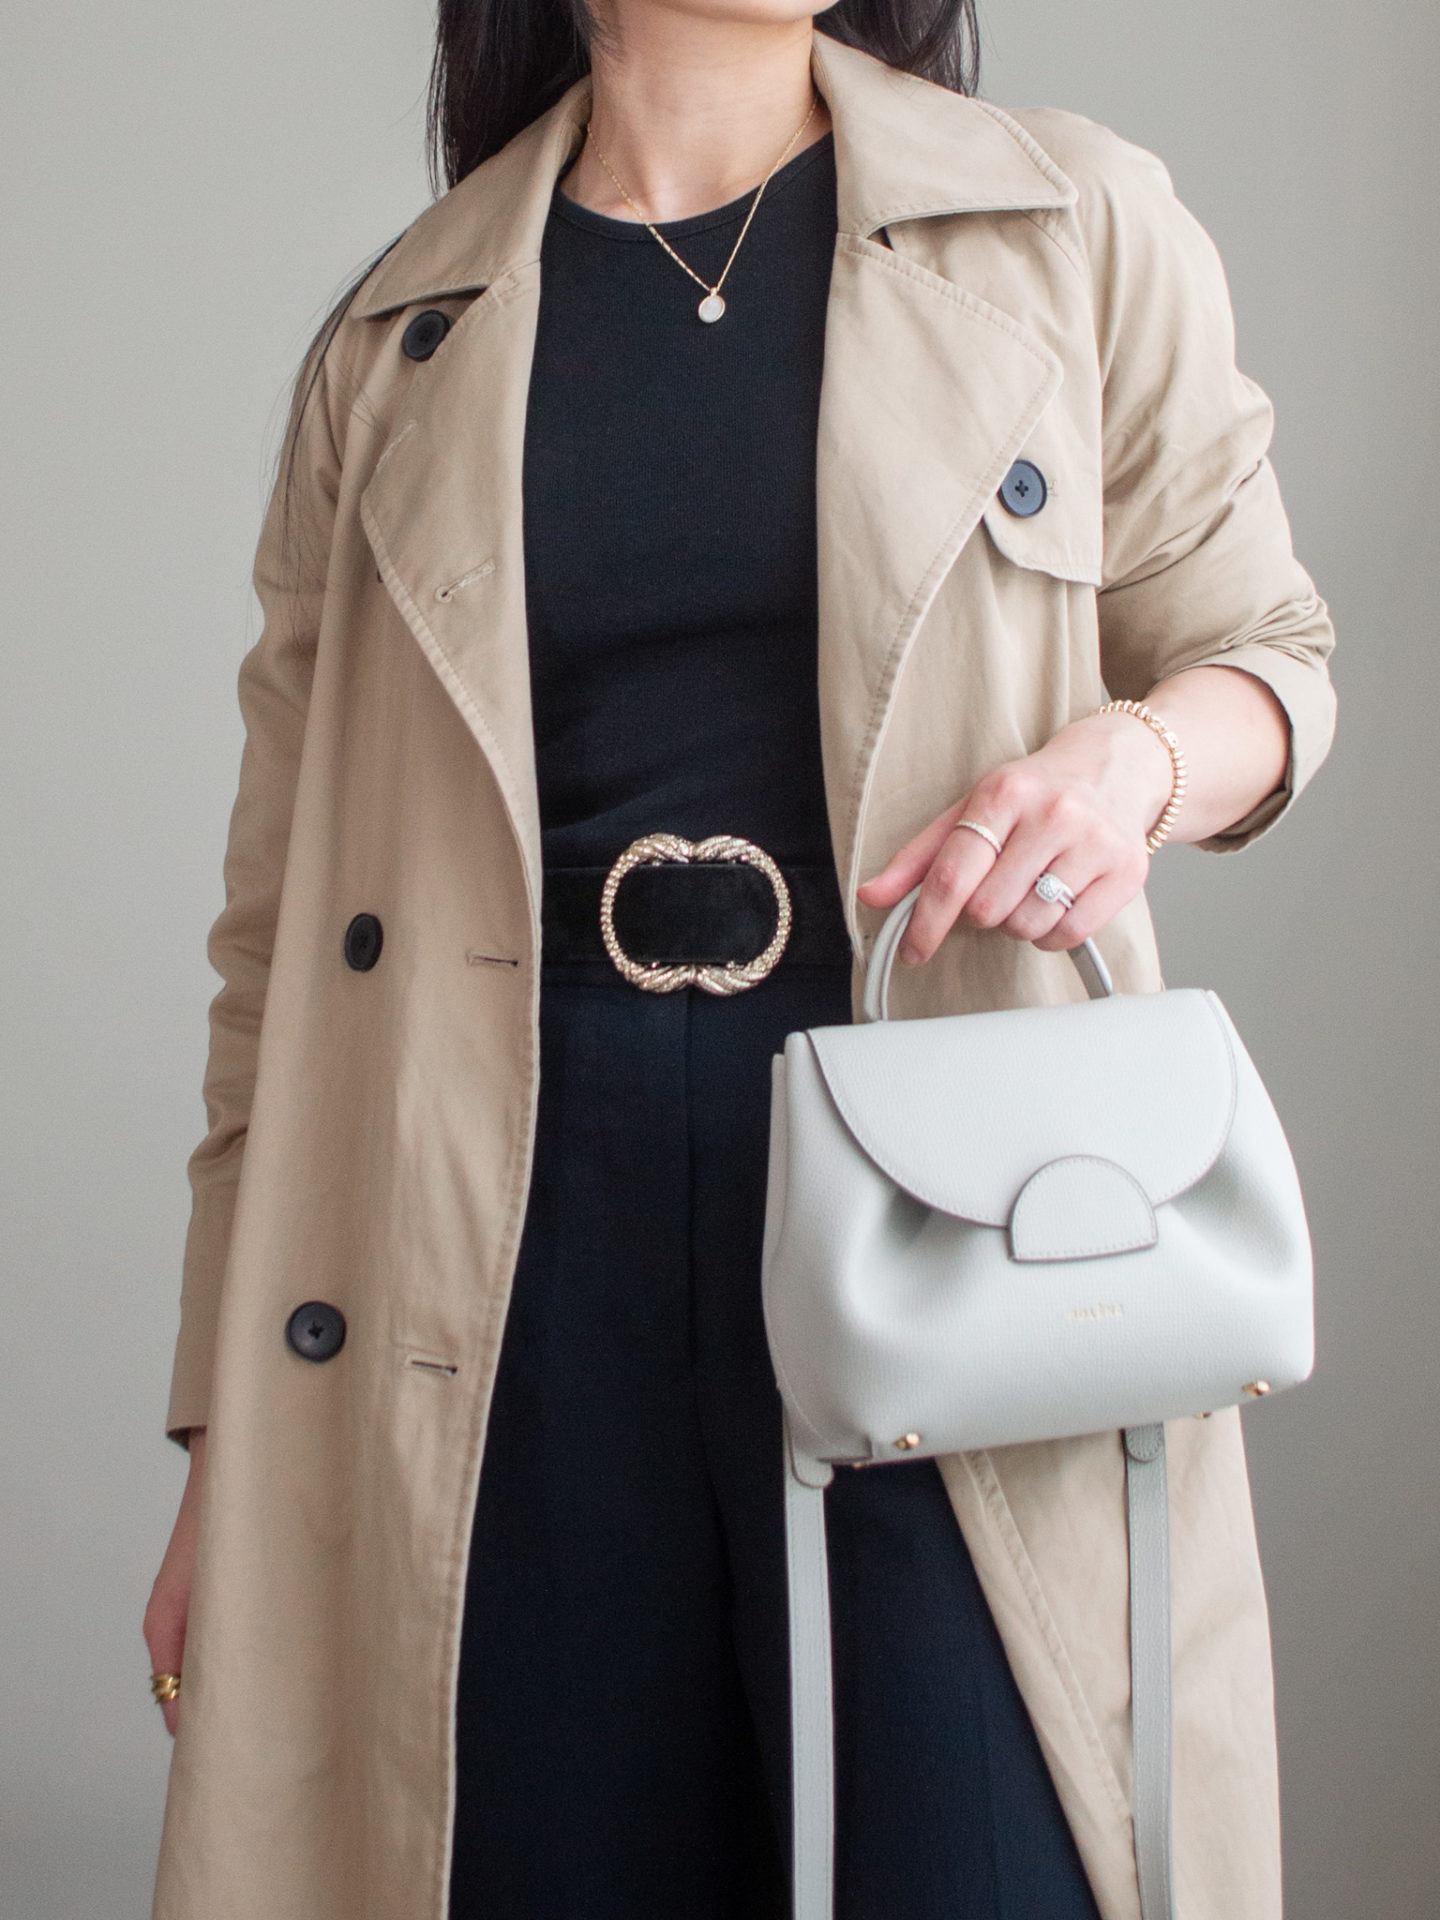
898,941,920,966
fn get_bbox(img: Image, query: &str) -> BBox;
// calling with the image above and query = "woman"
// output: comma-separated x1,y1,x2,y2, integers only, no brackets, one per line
145,1,1335,1915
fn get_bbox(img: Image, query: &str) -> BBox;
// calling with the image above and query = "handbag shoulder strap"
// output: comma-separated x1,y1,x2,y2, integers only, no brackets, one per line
784,1425,836,1920
783,1415,1174,1920
1125,1423,1176,1920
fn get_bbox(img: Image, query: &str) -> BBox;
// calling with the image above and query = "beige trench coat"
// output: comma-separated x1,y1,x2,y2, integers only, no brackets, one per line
156,36,1336,1920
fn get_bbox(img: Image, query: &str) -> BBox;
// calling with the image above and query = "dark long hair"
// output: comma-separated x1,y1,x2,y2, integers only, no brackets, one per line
427,1,981,194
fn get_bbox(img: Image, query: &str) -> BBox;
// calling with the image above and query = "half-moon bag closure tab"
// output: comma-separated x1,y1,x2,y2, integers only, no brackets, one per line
804,988,1238,1228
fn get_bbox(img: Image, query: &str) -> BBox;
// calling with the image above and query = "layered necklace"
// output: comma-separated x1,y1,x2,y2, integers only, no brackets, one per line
585,94,820,324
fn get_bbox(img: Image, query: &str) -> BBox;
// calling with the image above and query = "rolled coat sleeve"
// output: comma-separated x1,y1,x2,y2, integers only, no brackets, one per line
166,350,339,1441
1048,115,1337,846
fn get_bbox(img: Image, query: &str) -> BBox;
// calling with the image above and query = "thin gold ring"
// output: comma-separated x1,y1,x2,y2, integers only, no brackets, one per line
954,818,1004,858
150,1672,182,1704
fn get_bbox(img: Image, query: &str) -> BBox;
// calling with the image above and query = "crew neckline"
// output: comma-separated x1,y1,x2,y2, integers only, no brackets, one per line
552,131,834,242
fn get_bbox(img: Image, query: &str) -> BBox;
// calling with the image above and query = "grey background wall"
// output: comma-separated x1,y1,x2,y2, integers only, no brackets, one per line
1,3,1434,1916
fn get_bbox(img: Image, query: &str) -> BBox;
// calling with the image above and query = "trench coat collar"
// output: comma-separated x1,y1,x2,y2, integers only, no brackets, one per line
352,36,1076,319
359,38,1076,940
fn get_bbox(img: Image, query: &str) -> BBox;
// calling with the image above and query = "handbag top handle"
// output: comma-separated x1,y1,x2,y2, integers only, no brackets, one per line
861,885,1114,1023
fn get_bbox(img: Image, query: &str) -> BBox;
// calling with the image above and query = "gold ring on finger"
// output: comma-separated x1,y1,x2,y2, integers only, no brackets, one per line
150,1671,182,1704
954,818,1004,858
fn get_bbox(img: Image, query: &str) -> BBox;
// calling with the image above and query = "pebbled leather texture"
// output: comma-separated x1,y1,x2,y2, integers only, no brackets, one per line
764,902,1312,1467
1009,1155,1158,1262
811,989,1238,1224
768,890,1313,1920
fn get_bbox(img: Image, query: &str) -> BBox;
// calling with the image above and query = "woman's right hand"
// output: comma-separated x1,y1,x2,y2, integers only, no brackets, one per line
143,1427,207,1738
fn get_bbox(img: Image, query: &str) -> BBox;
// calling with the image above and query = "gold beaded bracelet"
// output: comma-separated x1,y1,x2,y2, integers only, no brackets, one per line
1096,699,1188,851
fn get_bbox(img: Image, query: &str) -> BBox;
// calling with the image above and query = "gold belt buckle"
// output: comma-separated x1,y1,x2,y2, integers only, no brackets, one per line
600,833,793,995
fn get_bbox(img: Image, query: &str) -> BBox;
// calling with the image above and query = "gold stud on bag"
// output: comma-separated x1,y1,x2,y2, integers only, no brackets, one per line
761,883,1315,1920
599,832,792,995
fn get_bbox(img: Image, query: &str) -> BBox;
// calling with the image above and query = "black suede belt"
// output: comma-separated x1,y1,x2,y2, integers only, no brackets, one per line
541,861,853,971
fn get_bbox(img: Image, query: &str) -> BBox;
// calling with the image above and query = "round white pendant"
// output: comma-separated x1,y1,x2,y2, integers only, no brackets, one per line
697,293,727,324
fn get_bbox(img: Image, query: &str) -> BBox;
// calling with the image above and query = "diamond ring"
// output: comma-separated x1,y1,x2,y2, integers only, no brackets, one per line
1033,871,1076,912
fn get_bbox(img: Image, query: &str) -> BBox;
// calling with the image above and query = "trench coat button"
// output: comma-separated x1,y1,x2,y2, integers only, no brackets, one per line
998,458,1048,518
343,912,383,972
401,309,450,361
285,1301,346,1362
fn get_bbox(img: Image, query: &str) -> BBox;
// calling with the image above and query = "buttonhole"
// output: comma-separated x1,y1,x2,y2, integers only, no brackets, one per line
373,418,417,473
436,560,496,604
466,950,520,968
406,1357,458,1376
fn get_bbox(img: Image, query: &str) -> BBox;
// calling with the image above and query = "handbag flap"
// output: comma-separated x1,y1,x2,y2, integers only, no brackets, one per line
804,988,1237,1226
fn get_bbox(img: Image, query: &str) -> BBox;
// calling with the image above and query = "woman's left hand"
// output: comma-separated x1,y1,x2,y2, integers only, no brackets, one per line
857,667,1292,966
856,709,1175,965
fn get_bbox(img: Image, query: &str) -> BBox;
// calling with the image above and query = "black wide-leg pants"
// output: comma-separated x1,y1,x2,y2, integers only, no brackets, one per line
450,959,1103,1920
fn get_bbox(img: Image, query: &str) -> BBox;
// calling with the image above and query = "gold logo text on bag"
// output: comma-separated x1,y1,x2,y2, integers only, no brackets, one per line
600,833,792,995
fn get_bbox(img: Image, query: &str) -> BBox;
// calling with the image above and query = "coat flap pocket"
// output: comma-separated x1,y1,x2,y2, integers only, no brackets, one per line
981,411,1103,585
803,989,1236,1226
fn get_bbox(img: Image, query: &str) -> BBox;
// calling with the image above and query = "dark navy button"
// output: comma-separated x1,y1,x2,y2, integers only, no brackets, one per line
401,309,450,361
998,458,1048,518
285,1301,346,1363
343,912,383,972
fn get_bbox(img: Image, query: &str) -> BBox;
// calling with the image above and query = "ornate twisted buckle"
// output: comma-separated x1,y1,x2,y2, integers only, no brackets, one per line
600,833,793,995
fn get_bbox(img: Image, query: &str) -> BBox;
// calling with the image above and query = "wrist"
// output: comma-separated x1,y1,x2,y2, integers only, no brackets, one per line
1043,711,1174,839
1095,699,1189,850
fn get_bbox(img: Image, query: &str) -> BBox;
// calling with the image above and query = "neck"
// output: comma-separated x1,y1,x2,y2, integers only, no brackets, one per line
562,7,830,222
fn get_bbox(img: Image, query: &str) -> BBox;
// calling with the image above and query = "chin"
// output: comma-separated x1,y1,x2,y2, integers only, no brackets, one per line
636,0,831,29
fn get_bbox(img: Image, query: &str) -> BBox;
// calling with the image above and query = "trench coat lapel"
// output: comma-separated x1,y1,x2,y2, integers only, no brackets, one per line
357,38,1075,923
358,99,591,909
807,37,1074,926
814,238,1063,928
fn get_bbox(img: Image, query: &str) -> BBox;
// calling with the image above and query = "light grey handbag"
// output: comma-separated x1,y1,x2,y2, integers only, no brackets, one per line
761,885,1314,1920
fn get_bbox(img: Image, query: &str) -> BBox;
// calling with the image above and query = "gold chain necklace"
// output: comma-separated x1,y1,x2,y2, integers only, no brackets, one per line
585,94,819,324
